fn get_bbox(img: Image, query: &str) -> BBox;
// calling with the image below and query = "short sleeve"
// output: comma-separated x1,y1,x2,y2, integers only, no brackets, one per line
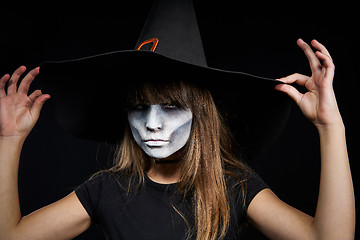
75,174,105,222
245,172,269,208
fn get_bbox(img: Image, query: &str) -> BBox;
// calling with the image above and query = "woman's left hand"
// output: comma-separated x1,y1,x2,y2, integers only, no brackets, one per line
275,39,343,130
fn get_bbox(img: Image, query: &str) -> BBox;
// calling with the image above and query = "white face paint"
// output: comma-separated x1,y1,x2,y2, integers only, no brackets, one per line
128,103,193,159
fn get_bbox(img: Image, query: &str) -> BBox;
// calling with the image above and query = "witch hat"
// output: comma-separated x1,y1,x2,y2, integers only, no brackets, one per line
39,0,291,159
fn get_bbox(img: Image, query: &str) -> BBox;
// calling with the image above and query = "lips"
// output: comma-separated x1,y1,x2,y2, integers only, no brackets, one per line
143,139,169,147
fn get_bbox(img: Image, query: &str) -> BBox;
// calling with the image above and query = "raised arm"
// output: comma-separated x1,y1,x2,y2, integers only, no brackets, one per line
0,66,91,240
247,39,355,240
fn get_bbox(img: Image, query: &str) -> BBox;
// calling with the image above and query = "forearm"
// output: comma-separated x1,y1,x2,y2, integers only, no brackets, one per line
0,137,25,238
312,122,355,240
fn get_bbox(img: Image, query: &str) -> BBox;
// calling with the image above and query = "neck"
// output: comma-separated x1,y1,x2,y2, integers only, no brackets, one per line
145,151,184,184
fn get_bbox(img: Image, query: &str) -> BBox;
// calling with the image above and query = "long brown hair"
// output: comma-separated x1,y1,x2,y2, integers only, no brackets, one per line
107,81,251,240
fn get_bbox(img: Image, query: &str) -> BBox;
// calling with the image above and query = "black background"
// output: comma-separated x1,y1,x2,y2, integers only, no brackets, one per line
0,1,359,239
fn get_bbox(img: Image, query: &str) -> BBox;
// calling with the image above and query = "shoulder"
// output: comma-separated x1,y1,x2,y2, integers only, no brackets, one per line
74,170,131,220
227,169,269,208
245,171,269,205
75,171,130,205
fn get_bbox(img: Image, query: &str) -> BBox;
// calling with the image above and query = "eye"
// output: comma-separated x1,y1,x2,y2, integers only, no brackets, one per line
162,103,178,109
132,104,148,111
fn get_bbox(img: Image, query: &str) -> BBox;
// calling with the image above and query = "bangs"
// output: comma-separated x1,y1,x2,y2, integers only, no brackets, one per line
127,81,192,109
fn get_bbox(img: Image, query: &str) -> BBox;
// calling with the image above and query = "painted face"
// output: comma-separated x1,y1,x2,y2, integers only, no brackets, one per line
128,103,193,159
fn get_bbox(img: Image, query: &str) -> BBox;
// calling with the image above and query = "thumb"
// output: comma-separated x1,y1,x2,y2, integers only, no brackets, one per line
274,84,303,105
30,94,51,120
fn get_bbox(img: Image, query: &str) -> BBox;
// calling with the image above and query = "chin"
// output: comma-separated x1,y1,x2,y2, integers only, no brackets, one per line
142,143,186,160
145,149,172,159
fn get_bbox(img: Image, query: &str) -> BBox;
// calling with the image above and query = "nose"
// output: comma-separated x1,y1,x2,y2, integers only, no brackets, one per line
145,105,163,132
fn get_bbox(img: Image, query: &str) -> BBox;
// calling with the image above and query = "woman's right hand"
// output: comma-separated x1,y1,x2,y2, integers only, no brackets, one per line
0,66,50,141
0,67,91,240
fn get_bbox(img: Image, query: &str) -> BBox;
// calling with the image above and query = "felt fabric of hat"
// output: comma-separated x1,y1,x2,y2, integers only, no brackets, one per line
39,0,291,159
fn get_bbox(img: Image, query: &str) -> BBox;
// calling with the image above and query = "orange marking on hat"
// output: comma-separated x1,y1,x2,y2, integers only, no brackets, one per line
136,38,159,52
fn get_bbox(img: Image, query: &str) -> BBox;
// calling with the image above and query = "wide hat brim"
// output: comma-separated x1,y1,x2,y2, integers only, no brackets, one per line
39,50,291,159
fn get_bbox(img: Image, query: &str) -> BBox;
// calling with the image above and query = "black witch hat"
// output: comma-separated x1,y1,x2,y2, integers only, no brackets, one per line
39,0,291,159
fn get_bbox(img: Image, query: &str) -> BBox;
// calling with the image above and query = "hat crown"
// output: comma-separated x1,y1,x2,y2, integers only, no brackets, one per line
135,0,207,67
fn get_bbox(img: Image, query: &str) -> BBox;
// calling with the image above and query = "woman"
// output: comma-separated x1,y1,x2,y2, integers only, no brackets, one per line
0,39,355,239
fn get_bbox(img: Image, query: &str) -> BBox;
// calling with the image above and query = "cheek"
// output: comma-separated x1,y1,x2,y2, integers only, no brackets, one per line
128,112,142,130
127,113,144,143
129,123,141,142
169,118,192,143
166,111,193,131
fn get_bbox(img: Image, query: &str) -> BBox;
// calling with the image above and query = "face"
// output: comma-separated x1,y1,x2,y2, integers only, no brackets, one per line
128,103,193,159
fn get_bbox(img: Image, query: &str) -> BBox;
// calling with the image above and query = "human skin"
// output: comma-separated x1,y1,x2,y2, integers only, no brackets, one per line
128,104,193,159
0,39,355,240
247,39,355,240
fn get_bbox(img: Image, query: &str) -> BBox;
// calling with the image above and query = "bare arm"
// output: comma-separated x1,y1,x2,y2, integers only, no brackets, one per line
247,39,355,240
0,66,91,240
248,124,353,240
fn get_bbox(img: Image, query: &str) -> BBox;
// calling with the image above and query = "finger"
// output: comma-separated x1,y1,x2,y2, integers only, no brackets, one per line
315,51,335,80
7,66,27,95
0,74,10,97
274,84,303,105
28,89,43,102
0,74,10,89
311,39,332,61
30,94,51,121
315,51,335,70
18,67,40,95
277,73,310,86
297,39,322,72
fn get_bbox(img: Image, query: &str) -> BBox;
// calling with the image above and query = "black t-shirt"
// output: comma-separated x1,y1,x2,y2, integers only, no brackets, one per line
75,171,268,240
